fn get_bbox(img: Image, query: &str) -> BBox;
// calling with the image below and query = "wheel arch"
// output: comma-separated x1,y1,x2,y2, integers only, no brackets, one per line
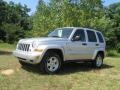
94,51,105,60
43,48,64,62
97,51,105,59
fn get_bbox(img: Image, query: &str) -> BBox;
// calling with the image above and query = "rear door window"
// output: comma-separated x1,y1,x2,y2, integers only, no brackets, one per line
87,30,97,42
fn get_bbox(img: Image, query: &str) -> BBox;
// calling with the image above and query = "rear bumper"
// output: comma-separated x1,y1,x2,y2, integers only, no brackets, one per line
13,50,43,64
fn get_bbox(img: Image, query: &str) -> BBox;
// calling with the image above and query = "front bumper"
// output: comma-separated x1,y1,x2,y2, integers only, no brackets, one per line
13,50,43,64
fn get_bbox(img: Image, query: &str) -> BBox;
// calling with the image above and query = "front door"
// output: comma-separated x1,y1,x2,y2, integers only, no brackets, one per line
66,29,88,60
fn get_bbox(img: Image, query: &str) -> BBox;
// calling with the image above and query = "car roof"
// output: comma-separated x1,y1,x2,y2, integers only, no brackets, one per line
60,27,101,33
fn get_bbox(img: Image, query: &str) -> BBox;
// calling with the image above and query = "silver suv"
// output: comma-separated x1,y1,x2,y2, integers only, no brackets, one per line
13,27,106,74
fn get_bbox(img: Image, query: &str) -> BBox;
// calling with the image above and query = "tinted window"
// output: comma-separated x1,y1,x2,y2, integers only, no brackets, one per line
97,32,104,43
73,29,86,42
87,30,97,42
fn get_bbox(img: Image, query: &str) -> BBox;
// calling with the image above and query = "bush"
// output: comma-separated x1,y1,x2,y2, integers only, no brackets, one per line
0,40,4,43
107,50,119,57
117,43,120,53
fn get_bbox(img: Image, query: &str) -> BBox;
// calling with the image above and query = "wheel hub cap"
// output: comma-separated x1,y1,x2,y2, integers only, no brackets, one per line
47,57,59,72
96,56,102,67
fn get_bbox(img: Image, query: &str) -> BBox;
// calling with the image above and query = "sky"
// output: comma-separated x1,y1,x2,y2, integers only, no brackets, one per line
4,0,120,15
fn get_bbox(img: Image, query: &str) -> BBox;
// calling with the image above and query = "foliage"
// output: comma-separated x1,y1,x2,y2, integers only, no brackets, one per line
107,50,120,57
32,0,120,50
0,0,31,43
0,43,16,51
0,0,120,50
105,2,120,49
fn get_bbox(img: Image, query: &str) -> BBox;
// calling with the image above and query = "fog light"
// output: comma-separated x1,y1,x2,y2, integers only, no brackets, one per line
35,56,40,60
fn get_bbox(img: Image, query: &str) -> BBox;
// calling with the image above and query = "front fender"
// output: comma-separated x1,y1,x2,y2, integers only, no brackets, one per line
37,44,65,61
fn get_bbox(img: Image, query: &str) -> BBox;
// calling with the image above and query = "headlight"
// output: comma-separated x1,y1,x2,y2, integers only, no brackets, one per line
32,41,39,48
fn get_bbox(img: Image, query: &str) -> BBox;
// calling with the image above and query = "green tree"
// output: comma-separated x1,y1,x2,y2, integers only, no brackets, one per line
0,0,31,43
106,3,120,51
32,0,120,51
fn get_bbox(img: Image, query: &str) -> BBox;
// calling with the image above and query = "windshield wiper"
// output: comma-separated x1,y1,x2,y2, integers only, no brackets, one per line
52,36,59,37
48,35,65,38
49,36,61,38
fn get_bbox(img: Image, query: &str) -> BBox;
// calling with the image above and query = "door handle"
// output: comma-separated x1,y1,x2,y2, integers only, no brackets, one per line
96,44,99,46
82,43,87,46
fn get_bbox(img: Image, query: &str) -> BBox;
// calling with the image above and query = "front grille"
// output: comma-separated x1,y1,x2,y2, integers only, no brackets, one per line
17,43,30,51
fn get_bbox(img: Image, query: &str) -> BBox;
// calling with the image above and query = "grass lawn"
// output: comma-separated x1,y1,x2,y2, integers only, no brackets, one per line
0,43,120,90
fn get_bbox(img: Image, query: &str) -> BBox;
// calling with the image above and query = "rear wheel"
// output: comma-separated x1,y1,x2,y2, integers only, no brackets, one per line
39,51,62,74
93,54,103,68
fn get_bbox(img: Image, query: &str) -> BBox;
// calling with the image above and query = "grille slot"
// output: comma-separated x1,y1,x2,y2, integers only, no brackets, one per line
18,43,30,51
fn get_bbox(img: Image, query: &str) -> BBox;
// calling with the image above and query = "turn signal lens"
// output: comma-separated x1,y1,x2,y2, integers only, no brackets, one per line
34,49,43,52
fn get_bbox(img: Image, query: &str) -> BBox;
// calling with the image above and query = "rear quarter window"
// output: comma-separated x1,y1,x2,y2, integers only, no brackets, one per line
97,32,104,43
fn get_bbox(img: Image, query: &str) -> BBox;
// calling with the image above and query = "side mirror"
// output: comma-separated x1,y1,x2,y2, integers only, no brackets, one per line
72,36,80,41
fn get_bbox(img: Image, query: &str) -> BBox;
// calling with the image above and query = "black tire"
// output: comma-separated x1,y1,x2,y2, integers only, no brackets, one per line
92,54,103,68
39,51,62,74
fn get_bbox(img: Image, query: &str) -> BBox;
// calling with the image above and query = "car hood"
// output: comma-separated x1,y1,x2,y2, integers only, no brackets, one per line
19,37,69,43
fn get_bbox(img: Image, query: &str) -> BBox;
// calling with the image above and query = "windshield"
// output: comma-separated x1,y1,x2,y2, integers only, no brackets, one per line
48,28,73,38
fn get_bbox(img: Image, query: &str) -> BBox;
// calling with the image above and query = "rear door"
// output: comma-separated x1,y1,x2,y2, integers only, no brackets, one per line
86,30,98,59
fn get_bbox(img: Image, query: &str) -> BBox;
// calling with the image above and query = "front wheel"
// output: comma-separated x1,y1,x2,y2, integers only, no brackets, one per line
39,52,62,74
92,54,103,68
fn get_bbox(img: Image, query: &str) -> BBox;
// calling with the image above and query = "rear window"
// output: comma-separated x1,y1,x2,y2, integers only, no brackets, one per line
87,30,97,42
97,32,104,43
